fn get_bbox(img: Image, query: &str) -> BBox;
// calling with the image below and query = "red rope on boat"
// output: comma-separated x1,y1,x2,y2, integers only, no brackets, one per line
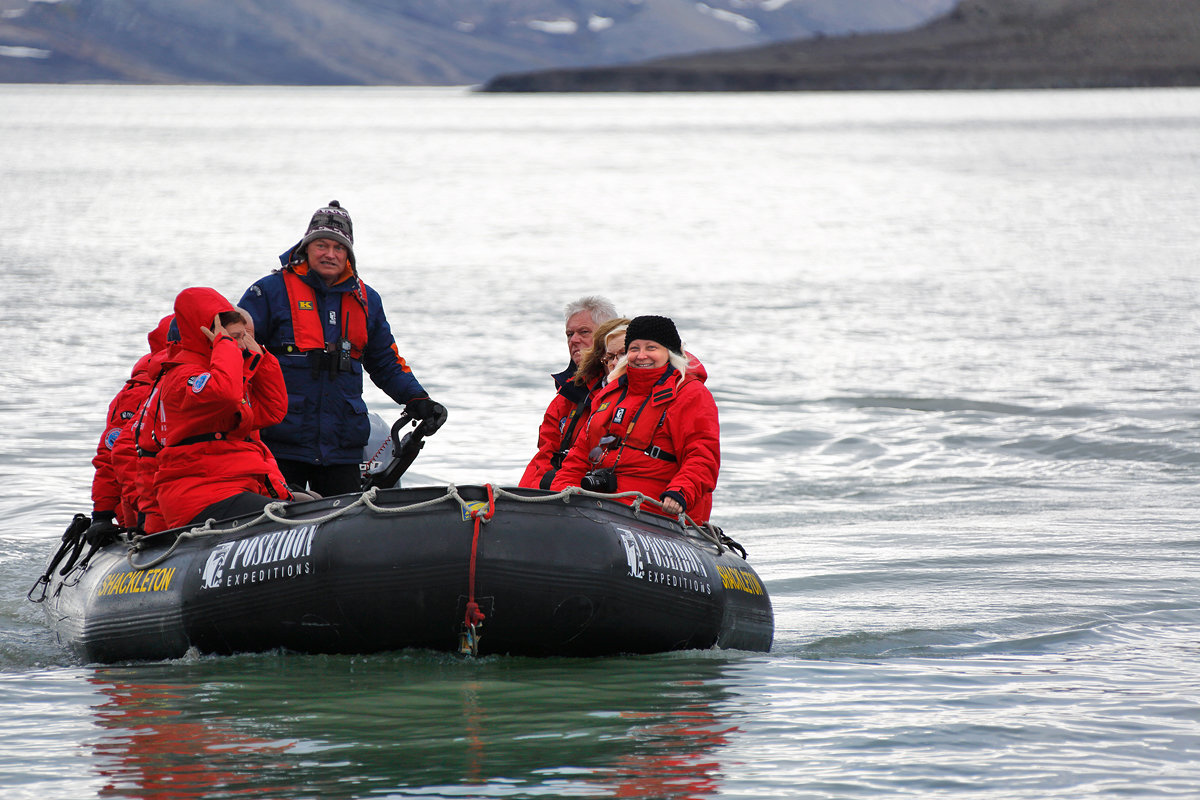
464,484,495,628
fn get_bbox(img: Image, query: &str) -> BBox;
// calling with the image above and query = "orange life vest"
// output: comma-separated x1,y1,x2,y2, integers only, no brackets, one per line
281,268,368,358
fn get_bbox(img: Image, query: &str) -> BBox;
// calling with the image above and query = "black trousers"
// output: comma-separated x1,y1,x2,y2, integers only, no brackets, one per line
276,459,362,498
188,492,277,526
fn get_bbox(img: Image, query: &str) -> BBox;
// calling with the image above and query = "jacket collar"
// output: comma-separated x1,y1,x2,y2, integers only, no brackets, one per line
596,363,682,404
626,363,674,394
552,360,590,404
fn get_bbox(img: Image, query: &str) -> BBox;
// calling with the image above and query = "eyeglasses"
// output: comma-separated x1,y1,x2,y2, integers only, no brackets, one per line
602,353,623,365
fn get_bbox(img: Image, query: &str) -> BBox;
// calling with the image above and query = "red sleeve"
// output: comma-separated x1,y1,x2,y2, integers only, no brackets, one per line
174,337,248,414
254,435,293,500
108,383,152,521
90,392,125,514
109,417,137,489
244,350,288,430
519,393,569,488
663,383,720,512
108,417,139,526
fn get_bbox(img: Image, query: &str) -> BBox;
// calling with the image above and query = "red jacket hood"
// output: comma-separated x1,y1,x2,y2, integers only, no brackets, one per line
128,352,153,382
146,345,175,379
685,351,708,384
147,313,175,353
129,314,178,382
173,287,237,355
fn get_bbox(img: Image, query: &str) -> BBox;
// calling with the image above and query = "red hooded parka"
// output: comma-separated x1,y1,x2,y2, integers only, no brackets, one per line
551,360,720,523
152,288,290,529
521,351,709,491
519,371,598,490
97,315,175,528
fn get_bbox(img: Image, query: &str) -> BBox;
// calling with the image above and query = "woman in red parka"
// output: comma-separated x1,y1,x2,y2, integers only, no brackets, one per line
152,287,292,529
552,315,720,523
520,317,630,490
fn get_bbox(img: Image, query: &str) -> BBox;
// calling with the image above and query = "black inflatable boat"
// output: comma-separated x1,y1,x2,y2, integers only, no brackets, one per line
32,482,774,663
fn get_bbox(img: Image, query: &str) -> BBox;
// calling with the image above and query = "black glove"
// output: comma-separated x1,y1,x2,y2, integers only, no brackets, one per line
659,490,687,514
84,511,120,547
406,397,448,436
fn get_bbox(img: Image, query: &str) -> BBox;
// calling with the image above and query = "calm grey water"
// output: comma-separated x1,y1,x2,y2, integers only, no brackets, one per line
1,85,1199,799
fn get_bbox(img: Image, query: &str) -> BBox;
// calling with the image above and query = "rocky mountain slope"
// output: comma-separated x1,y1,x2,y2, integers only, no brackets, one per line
0,0,955,85
482,0,1200,91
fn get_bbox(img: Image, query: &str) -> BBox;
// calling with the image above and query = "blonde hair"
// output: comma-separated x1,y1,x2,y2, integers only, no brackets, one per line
573,318,630,387
607,347,688,383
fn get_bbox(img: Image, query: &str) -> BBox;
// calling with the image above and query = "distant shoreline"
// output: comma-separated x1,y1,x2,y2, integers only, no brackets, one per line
482,67,1200,93
482,0,1200,93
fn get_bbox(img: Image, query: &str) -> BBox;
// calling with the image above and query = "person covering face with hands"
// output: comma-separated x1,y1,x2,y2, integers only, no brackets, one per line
150,287,293,529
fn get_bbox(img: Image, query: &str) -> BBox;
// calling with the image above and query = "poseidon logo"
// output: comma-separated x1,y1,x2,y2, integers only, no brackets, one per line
198,526,318,590
615,526,712,595
618,528,644,579
200,542,235,590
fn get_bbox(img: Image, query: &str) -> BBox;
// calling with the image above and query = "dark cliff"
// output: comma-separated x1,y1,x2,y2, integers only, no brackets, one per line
482,0,1200,92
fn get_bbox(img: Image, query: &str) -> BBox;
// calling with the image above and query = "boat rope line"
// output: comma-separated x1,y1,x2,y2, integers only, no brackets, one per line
459,483,494,657
125,483,736,573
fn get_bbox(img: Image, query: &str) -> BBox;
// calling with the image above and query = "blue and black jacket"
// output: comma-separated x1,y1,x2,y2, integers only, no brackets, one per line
239,260,427,466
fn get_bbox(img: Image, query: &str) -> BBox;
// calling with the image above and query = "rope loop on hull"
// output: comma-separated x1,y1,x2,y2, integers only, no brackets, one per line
125,483,735,573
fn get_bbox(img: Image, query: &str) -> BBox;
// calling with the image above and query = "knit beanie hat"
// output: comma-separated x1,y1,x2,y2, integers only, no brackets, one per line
300,200,355,265
624,315,682,354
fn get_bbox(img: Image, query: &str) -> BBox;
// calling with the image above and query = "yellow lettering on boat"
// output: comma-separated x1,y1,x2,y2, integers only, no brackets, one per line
97,567,177,598
716,565,764,596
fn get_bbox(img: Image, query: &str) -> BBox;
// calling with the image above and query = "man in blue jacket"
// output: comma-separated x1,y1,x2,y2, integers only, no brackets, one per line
239,200,447,496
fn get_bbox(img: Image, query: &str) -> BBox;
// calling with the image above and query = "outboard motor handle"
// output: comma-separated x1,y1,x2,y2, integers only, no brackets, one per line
364,413,428,490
